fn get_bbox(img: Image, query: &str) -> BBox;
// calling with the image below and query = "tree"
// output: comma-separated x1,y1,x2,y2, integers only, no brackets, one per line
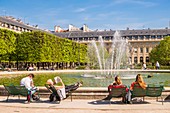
0,28,88,69
0,29,16,62
150,36,170,65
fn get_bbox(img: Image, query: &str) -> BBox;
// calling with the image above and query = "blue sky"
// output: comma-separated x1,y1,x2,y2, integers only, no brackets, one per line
0,0,170,31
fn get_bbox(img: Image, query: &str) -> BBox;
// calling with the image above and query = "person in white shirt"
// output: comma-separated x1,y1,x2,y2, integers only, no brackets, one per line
20,73,39,103
143,62,147,70
20,73,34,89
156,61,160,70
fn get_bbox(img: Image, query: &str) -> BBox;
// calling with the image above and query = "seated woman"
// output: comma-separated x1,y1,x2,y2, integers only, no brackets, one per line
46,76,82,101
103,75,127,102
126,74,147,103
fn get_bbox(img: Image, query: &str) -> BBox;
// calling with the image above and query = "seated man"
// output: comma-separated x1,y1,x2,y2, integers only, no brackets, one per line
20,73,39,103
46,76,82,102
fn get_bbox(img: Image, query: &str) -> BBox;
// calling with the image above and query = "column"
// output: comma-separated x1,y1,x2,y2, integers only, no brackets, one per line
137,47,140,64
143,47,146,63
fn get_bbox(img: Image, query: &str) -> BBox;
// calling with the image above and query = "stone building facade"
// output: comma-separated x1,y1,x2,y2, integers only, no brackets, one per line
54,28,170,64
0,16,42,33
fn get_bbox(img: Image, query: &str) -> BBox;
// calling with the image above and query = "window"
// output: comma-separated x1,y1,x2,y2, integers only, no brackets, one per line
140,48,143,53
146,57,149,62
128,36,132,40
134,57,137,63
134,48,137,53
157,35,161,39
139,36,144,40
134,36,138,40
84,38,88,41
151,35,156,39
105,37,110,41
140,57,143,63
145,35,150,39
146,48,149,53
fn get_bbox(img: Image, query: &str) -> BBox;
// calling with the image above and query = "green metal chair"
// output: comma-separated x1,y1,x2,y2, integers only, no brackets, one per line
146,84,164,105
109,85,127,104
131,84,146,102
3,84,21,101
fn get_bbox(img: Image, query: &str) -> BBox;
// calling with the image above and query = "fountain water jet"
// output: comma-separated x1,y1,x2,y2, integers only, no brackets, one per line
86,31,132,79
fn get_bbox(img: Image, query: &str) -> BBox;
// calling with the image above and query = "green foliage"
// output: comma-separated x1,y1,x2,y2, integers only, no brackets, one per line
0,28,87,65
159,66,170,69
150,36,170,65
0,29,16,61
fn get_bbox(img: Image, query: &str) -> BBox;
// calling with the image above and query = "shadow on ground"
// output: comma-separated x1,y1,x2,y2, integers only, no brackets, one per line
0,99,60,104
88,99,151,105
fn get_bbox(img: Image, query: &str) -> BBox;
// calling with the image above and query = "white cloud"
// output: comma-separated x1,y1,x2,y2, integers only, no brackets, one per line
132,0,157,7
113,0,157,7
74,5,100,13
74,8,86,13
102,22,146,30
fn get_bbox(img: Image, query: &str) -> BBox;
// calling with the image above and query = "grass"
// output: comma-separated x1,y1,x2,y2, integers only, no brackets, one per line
0,73,82,86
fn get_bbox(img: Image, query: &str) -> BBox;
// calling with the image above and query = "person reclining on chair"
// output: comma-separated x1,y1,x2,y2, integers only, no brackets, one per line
103,75,127,102
46,76,82,102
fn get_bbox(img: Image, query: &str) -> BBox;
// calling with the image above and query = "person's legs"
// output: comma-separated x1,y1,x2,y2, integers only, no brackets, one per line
27,91,31,102
126,90,132,104
65,82,82,93
31,89,40,101
122,96,126,103
65,84,79,93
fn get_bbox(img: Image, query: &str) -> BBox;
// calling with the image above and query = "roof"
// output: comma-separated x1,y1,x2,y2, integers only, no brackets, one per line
53,29,170,38
0,16,42,31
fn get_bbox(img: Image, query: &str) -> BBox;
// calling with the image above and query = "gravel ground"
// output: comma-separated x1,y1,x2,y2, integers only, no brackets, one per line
0,96,169,113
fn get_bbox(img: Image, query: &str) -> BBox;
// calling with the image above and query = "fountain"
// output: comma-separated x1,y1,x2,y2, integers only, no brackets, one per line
83,31,135,79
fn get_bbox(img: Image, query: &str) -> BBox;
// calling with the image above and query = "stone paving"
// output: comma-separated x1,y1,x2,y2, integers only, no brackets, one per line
0,96,170,113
